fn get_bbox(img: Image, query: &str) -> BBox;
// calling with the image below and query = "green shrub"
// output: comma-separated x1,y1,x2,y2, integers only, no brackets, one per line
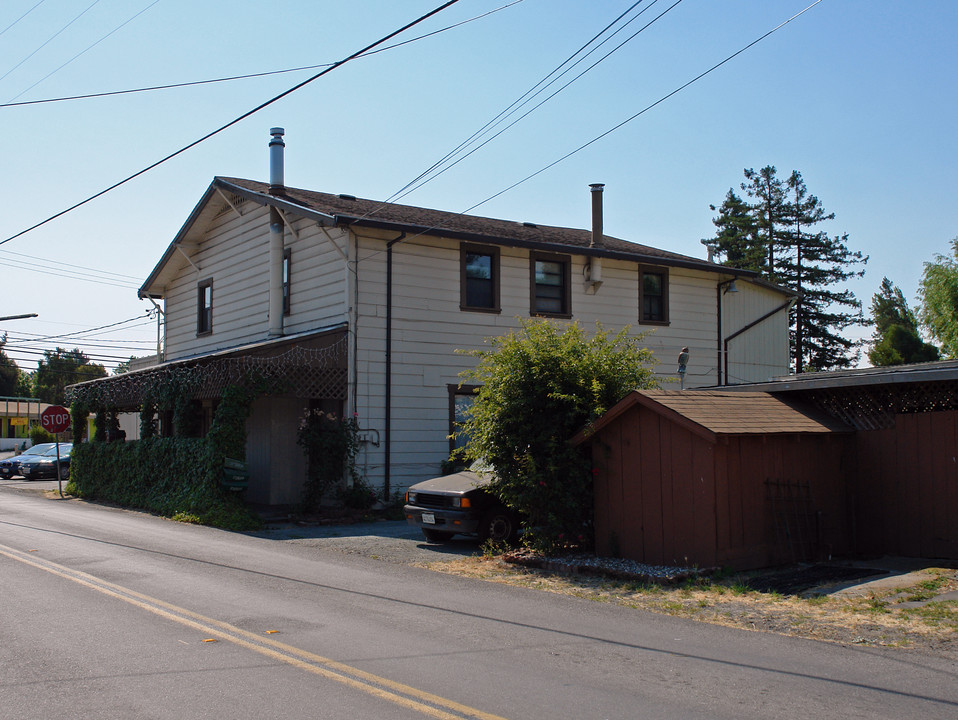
459,319,658,554
29,426,55,444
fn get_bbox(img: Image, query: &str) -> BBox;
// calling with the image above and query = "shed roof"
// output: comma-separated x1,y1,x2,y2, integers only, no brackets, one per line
573,390,851,445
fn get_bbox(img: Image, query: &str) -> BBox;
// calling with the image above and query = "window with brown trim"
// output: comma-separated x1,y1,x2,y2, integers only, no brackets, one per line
639,266,669,325
460,244,500,312
448,384,480,454
530,252,571,317
197,279,213,335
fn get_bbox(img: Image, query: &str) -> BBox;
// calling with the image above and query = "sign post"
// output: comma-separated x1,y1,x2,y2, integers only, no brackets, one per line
40,405,71,498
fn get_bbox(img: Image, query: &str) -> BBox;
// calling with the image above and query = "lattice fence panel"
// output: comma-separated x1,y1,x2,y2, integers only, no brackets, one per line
68,337,347,409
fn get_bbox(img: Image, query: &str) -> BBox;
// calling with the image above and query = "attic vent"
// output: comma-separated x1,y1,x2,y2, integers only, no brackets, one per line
338,194,357,201
214,193,245,218
522,222,537,228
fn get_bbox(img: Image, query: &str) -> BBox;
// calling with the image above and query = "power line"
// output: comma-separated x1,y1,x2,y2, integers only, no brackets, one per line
12,314,155,343
355,0,823,266
458,0,825,217
4,345,137,364
0,0,462,247
0,1,45,39
0,258,140,288
6,0,161,104
0,247,140,280
0,1,522,109
393,0,683,203
0,0,101,84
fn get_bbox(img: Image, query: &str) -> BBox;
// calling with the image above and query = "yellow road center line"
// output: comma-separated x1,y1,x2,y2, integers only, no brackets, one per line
0,543,509,720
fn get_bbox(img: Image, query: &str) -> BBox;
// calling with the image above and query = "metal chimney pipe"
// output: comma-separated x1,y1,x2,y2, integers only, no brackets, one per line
269,127,285,194
268,128,286,337
589,183,605,248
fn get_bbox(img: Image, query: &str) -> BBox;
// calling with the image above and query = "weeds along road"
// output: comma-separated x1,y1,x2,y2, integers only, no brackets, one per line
1,490,956,720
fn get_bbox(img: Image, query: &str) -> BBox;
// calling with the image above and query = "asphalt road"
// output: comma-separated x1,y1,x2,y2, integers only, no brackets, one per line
1,489,956,719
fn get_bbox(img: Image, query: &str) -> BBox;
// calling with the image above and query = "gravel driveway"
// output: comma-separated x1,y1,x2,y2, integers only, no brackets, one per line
247,520,483,565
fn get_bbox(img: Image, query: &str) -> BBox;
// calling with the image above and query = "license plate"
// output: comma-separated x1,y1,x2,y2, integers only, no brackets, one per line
421,512,436,525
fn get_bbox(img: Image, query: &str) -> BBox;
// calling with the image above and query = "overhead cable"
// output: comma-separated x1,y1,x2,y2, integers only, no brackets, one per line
0,0,101,84
0,1,521,109
354,0,823,265
0,0,462,247
458,0,825,216
390,0,682,200
391,0,667,202
5,0,161,104
0,1,46,39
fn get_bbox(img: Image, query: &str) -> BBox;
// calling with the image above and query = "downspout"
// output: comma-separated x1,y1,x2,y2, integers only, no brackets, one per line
723,297,796,385
384,232,406,501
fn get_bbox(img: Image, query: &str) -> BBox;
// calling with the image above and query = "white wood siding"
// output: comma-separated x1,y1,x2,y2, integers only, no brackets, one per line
350,230,792,493
722,280,792,385
162,201,349,360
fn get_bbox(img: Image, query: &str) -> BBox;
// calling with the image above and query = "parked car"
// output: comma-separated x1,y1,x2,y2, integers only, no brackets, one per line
18,443,73,481
404,469,520,544
0,443,58,478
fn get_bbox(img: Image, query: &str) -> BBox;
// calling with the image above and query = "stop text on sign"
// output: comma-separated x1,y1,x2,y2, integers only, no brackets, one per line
40,405,71,434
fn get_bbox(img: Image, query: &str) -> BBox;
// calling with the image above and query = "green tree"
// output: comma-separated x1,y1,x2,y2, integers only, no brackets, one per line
702,189,764,272
868,277,938,366
919,238,958,358
34,348,107,405
458,320,658,553
0,334,23,397
705,166,867,372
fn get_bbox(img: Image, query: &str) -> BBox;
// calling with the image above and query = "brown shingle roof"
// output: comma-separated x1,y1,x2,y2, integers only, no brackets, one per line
637,390,850,435
217,177,732,270
574,390,850,445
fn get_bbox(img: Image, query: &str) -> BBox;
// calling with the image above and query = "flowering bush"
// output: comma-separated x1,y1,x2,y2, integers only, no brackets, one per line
296,410,360,512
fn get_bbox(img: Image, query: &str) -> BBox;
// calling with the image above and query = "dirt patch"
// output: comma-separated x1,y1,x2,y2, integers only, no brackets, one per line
422,554,958,659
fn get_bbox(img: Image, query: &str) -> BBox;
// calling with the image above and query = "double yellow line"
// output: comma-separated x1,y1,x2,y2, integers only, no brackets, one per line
0,543,508,720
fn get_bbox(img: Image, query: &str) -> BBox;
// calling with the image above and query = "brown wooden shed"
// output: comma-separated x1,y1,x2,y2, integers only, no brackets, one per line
574,390,854,571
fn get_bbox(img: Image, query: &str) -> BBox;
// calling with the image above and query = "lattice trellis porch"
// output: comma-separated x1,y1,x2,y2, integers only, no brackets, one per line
67,331,348,411
800,379,958,431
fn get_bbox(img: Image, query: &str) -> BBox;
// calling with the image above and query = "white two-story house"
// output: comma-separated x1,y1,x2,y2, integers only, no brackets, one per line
74,130,795,508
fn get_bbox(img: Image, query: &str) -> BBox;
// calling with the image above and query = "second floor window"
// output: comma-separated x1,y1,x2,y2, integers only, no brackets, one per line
461,244,500,312
639,266,669,324
283,248,291,316
197,279,213,335
531,252,571,317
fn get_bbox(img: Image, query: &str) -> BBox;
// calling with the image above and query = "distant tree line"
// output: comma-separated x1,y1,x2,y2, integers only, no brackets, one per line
0,340,107,404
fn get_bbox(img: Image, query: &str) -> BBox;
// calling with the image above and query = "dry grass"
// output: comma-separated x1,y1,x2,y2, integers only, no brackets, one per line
424,555,958,658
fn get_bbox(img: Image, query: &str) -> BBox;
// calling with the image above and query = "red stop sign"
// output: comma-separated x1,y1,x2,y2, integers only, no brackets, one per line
40,405,71,434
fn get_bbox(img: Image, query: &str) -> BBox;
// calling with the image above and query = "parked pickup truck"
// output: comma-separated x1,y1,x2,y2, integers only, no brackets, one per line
404,469,520,544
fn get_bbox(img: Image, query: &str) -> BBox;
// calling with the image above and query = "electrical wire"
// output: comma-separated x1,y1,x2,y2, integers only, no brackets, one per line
0,1,522,109
8,314,155,343
0,0,101,84
0,258,140,289
0,0,462,247
0,1,46,39
354,0,823,267
457,0,824,218
391,0,672,203
4,345,136,364
0,247,140,281
5,0,161,104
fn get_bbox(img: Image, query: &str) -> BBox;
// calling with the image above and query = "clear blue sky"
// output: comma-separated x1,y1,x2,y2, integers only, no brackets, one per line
1,0,955,373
